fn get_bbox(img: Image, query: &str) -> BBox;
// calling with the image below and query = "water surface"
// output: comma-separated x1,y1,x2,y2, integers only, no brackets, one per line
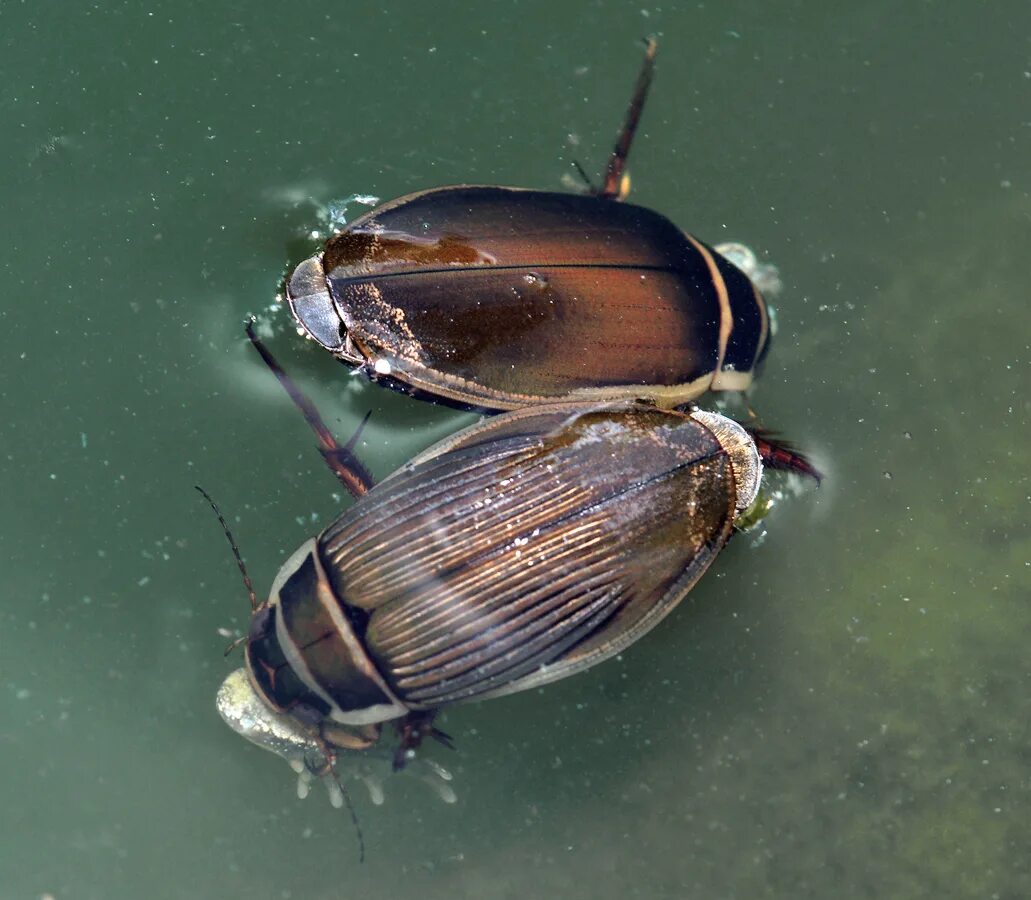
1,1,1028,897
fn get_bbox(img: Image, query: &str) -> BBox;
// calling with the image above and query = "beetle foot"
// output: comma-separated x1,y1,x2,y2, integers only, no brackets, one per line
290,746,456,807
392,709,454,771
350,755,457,806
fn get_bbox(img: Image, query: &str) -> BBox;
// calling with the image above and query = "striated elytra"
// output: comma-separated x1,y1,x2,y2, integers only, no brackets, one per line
219,400,763,789
284,41,771,411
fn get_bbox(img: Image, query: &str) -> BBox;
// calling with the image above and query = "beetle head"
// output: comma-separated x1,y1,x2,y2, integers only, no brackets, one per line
217,667,325,769
285,253,364,365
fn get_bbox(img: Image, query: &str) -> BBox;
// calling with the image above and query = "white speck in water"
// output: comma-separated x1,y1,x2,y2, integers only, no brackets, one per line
137,576,150,587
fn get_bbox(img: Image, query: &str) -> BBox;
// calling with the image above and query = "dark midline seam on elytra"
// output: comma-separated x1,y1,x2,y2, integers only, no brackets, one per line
330,262,683,283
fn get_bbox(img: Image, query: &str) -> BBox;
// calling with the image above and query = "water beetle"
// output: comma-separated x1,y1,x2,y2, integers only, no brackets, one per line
209,324,820,813
216,399,774,799
285,40,772,411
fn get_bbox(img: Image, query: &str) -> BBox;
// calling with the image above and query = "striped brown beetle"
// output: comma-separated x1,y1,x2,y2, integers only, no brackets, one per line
284,39,774,412
212,327,819,809
217,403,762,797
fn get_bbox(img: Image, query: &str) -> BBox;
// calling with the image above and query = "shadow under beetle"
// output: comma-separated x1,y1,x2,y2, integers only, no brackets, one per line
284,40,773,412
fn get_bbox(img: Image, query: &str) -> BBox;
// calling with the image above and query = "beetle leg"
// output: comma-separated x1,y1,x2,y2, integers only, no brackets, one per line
244,318,376,499
570,158,599,194
314,732,459,807
392,709,454,771
321,409,375,494
322,720,382,752
598,37,657,200
748,429,824,485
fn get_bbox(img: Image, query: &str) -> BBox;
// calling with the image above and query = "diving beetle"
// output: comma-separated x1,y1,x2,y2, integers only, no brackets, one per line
212,326,820,805
284,40,772,411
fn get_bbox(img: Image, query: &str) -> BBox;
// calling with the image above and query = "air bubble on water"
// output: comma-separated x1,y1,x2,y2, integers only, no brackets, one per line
326,193,379,229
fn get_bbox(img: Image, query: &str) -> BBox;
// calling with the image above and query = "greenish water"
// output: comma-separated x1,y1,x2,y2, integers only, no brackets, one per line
2,1,1028,898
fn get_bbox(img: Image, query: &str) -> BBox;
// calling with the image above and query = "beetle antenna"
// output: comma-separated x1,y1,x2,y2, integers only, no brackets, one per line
748,431,824,486
244,318,375,500
323,410,374,487
328,758,365,863
195,485,259,611
336,767,369,861
345,409,371,451
598,37,657,200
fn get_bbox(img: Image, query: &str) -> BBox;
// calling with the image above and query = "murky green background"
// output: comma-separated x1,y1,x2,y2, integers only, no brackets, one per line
2,1,1028,897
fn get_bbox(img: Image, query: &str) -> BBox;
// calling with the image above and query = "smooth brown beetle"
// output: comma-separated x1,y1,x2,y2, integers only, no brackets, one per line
284,40,772,411
216,398,778,800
